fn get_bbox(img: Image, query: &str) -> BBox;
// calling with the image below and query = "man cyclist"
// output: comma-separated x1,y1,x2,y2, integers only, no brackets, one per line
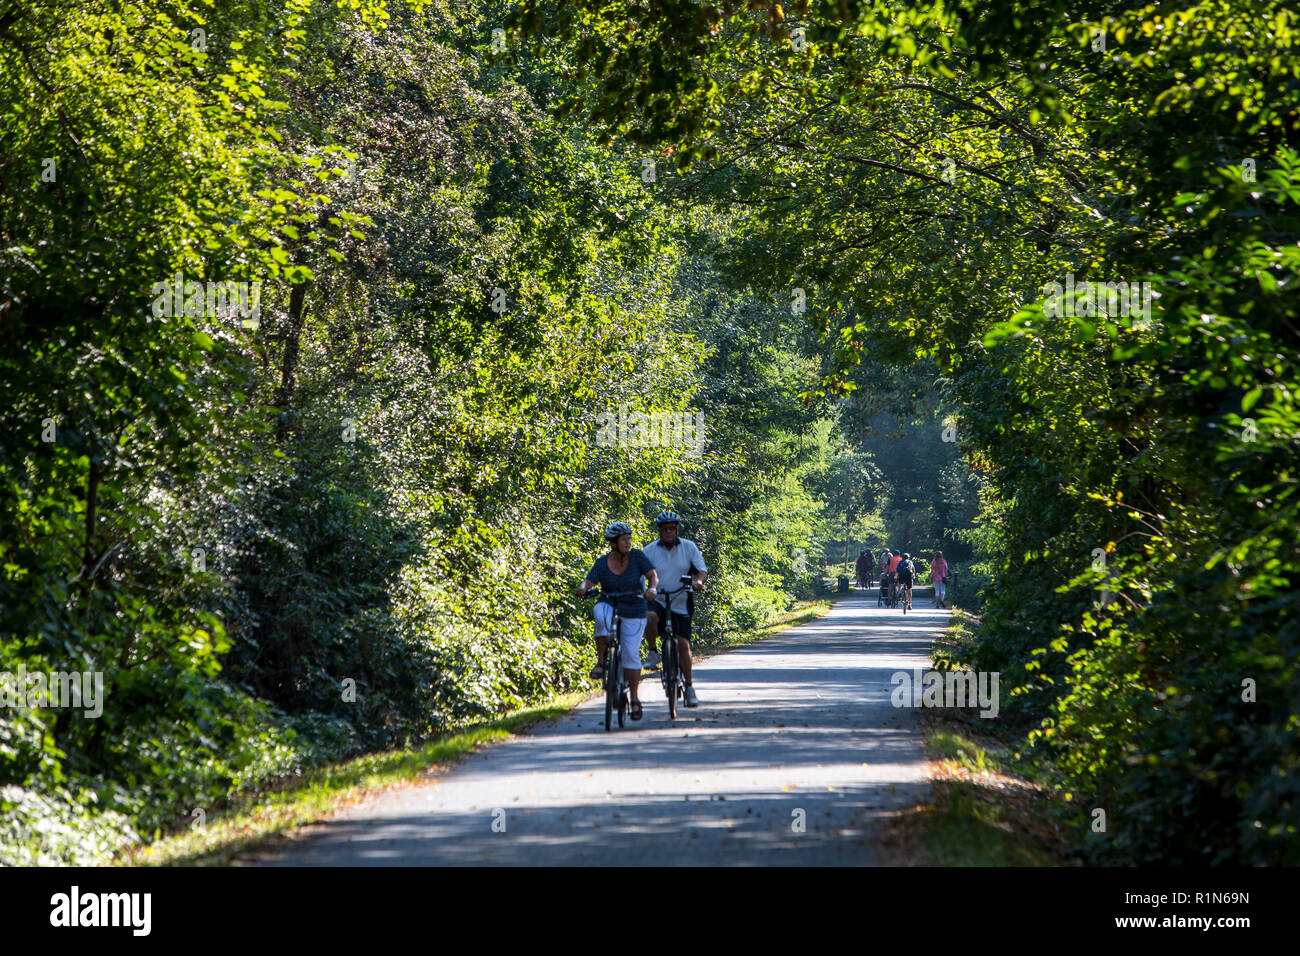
642,511,708,708
576,521,659,721
896,552,915,611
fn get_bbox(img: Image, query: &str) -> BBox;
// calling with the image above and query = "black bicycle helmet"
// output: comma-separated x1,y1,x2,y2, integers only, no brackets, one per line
604,521,633,541
655,510,681,526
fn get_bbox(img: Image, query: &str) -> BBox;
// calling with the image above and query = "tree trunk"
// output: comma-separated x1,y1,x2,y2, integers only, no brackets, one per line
273,277,310,439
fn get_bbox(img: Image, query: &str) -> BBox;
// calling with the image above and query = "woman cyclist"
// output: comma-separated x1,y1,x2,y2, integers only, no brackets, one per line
576,522,659,721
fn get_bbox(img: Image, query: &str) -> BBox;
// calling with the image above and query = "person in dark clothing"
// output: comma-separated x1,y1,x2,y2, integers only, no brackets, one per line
577,521,659,720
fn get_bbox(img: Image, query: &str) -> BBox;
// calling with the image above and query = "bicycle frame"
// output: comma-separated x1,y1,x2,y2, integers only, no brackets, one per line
605,622,626,730
656,576,693,718
588,588,643,731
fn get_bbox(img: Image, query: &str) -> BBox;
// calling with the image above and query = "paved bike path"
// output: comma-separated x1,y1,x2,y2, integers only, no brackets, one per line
249,595,942,866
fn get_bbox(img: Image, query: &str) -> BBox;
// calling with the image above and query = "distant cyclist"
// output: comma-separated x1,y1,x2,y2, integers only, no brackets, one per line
642,511,708,708
897,552,915,611
887,549,902,602
576,521,659,721
856,549,874,589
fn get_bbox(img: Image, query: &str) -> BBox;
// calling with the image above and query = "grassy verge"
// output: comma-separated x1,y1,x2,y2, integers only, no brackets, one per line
888,609,1073,866
120,597,834,867
117,691,590,867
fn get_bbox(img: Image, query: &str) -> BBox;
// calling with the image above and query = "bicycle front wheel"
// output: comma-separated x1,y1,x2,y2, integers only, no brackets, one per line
604,670,614,731
604,641,618,732
613,627,626,728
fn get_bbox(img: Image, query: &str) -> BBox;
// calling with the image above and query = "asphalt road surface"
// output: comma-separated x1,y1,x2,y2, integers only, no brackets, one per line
250,593,944,866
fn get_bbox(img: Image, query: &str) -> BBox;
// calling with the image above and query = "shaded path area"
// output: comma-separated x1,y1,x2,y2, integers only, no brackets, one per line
249,596,947,865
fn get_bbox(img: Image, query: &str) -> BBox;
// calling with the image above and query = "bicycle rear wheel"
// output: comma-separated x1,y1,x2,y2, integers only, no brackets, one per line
665,634,678,720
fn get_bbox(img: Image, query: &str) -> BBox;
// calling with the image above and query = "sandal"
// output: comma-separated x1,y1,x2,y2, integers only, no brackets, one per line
630,701,643,720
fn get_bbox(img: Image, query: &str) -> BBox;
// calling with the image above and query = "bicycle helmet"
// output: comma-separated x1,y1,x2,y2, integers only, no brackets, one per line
604,521,633,541
655,510,681,526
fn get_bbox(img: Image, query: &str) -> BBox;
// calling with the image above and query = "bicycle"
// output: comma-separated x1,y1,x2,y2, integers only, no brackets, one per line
656,575,694,719
587,588,645,731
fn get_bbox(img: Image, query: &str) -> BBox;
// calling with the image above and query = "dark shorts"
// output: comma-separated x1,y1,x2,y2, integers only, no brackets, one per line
651,605,692,640
898,572,914,587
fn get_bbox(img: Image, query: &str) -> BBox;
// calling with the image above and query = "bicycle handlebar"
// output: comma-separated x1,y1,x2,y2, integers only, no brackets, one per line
658,579,695,598
585,589,646,600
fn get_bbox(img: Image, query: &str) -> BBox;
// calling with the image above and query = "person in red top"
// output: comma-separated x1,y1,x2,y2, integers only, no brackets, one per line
881,550,903,606
855,550,874,588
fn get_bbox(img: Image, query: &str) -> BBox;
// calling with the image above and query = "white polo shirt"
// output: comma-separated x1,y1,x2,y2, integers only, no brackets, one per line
642,538,708,615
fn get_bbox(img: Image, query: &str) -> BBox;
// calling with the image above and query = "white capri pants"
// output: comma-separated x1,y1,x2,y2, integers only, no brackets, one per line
934,580,946,603
593,601,645,670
